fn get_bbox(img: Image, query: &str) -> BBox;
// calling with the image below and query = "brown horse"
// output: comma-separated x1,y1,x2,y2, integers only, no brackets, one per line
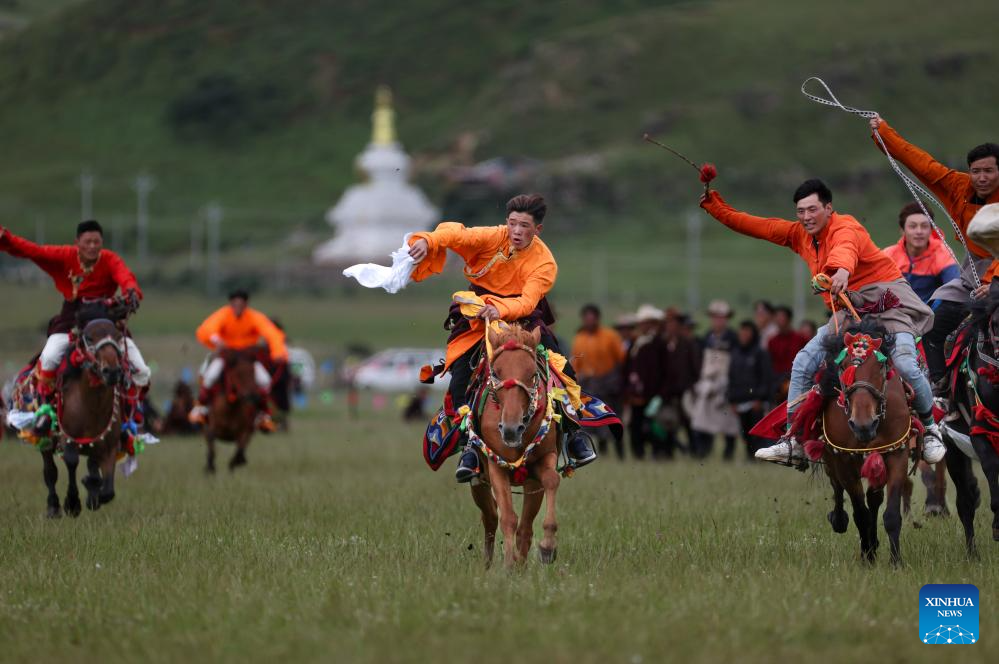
41,318,126,517
204,349,262,473
467,324,561,568
812,324,916,565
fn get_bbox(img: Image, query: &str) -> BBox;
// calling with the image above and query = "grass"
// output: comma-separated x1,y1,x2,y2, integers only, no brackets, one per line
0,405,996,663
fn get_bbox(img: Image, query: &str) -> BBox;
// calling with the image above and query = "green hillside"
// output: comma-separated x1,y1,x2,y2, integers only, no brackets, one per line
0,0,996,307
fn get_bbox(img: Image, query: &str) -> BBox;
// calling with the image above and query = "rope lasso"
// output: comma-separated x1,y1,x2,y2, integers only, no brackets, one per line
800,76,980,287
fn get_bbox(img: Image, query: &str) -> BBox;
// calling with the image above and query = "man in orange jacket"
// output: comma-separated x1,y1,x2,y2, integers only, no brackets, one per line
701,179,944,465
189,289,287,431
870,115,999,390
407,193,597,481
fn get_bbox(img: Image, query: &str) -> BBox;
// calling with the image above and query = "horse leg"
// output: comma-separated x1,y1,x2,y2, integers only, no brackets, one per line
971,437,999,541
98,448,117,505
845,477,874,563
901,476,913,520
42,451,61,518
935,457,950,516
944,445,980,558
205,432,216,474
516,479,544,562
486,461,519,568
865,485,884,559
83,455,102,511
470,480,498,568
827,478,849,534
62,444,82,517
537,452,560,564
882,451,908,566
229,431,249,471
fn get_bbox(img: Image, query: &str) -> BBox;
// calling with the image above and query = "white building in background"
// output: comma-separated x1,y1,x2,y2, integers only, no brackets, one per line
312,86,438,265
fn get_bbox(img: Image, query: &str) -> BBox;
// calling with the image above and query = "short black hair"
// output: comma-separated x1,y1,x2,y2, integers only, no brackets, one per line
774,305,793,319
228,289,250,302
792,179,832,205
754,300,774,314
506,193,547,224
76,219,103,238
897,201,934,228
967,143,999,166
580,303,601,318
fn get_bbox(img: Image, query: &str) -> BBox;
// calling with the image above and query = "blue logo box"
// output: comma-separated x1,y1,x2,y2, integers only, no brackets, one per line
920,584,978,645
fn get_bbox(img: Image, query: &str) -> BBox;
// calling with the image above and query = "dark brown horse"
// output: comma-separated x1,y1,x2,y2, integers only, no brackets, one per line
41,318,126,517
467,324,561,568
204,349,262,472
811,324,916,565
942,292,999,556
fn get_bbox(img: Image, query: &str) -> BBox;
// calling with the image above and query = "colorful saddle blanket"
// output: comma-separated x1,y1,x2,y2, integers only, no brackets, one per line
422,372,623,471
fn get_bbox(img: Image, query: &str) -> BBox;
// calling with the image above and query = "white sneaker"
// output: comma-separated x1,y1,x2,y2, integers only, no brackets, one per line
922,423,946,464
755,436,805,463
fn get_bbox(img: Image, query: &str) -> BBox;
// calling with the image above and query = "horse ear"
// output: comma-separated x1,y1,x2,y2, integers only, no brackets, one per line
843,332,855,346
530,326,542,347
870,338,882,352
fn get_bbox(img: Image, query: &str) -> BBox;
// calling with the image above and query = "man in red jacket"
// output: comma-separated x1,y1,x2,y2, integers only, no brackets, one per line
0,220,150,407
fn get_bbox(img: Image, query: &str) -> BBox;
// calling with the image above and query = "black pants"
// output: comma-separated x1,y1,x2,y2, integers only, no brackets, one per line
447,332,573,408
923,300,968,385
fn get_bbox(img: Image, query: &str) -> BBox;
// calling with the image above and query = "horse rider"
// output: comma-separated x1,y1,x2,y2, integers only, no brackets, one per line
188,289,287,432
700,179,946,465
0,220,150,433
869,116,999,401
406,193,598,482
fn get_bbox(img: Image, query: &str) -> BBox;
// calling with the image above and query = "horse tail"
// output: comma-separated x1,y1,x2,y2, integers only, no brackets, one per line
860,451,887,489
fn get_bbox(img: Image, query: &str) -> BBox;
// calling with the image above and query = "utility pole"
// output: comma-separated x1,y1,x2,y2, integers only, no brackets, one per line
793,258,807,323
686,210,702,313
205,203,223,296
133,173,156,265
79,171,95,220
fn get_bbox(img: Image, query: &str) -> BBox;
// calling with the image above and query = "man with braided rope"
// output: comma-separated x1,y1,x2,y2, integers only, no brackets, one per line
869,116,999,399
700,179,945,465
407,193,597,482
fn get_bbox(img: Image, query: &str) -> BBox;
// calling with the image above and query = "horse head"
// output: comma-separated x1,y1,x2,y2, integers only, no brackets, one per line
487,324,543,447
833,327,891,443
220,348,259,403
79,319,125,387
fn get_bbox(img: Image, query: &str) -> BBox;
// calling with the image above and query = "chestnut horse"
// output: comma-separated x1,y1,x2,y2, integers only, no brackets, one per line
812,324,917,565
41,318,127,517
204,348,262,473
467,324,561,568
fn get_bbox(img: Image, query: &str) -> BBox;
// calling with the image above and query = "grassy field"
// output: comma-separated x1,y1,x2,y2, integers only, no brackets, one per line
0,405,996,663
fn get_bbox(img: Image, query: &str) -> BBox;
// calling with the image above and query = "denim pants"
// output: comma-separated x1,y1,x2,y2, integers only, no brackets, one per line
786,325,933,424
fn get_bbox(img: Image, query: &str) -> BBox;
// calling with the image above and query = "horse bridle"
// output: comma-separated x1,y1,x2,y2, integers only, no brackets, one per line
79,330,126,386
840,361,888,422
486,341,543,424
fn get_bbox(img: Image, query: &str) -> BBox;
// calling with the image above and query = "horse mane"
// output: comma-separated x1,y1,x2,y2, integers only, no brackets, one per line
963,288,999,334
818,319,894,398
491,323,537,351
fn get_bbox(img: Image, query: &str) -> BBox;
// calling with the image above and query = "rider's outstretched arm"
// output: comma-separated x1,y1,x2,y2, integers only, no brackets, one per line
871,119,968,205
0,226,72,275
700,190,800,249
408,223,505,281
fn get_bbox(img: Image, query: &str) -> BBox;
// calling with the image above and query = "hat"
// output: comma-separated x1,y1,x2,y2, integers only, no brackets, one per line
635,304,665,322
967,203,999,259
706,299,733,318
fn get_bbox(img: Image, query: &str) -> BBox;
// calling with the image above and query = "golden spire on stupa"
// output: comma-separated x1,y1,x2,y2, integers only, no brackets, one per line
371,85,396,146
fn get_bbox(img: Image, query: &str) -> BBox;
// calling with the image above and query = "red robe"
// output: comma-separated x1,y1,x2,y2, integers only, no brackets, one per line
0,228,141,301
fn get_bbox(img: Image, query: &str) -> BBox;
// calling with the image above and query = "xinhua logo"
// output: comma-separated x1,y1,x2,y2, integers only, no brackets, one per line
920,584,979,644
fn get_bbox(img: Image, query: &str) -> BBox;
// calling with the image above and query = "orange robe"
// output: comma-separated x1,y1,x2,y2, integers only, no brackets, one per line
571,326,625,379
409,223,557,370
196,305,288,360
701,191,902,311
874,120,999,282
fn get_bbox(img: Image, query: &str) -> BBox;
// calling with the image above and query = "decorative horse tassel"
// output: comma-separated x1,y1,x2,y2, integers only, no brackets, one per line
511,465,529,485
840,365,857,387
791,388,824,438
803,439,826,462
860,451,887,489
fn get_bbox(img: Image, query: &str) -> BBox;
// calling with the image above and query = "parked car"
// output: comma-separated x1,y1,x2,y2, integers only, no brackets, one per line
349,348,449,392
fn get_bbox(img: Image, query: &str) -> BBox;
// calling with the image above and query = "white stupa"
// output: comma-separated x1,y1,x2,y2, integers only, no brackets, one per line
313,86,438,264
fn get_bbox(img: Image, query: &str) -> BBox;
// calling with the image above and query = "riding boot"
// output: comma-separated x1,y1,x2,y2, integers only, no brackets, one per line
455,444,479,483
254,390,278,433
31,369,58,439
188,383,211,424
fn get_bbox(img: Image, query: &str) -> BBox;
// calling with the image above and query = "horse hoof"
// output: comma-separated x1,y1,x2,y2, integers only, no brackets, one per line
46,506,62,519
86,495,101,511
538,547,557,564
99,491,115,505
827,510,849,534
64,497,82,518
228,456,246,471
